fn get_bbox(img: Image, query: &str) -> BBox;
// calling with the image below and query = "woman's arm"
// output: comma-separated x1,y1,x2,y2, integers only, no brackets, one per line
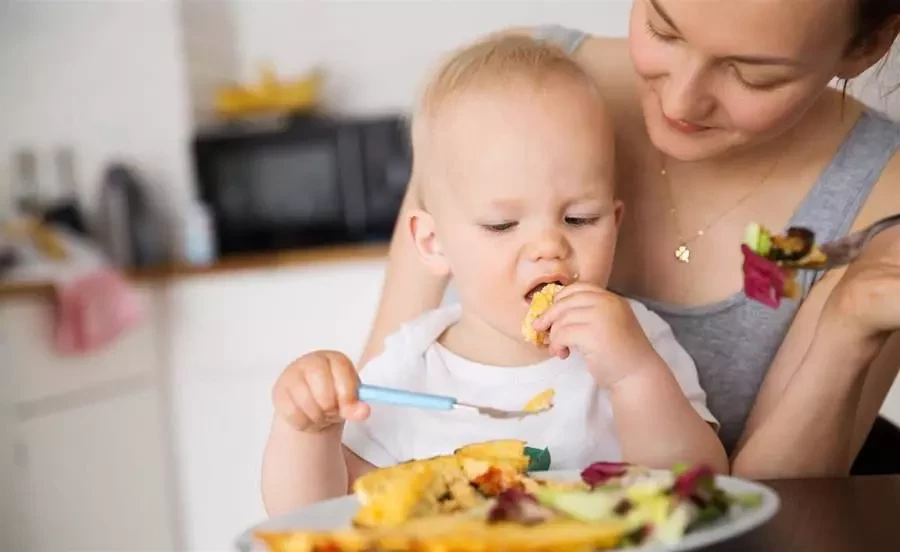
358,178,448,368
732,162,900,479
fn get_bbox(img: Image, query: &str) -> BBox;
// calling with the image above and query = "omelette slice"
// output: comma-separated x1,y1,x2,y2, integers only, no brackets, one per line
351,440,530,528
521,283,564,345
256,515,625,552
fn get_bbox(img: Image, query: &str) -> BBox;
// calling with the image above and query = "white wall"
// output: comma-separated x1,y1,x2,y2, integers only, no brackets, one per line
2,0,897,228
226,0,631,113
0,0,194,246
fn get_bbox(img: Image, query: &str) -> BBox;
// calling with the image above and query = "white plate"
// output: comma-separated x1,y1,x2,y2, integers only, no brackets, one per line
234,470,780,552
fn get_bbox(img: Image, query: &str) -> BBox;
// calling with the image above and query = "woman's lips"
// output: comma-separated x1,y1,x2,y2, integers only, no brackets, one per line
664,116,711,134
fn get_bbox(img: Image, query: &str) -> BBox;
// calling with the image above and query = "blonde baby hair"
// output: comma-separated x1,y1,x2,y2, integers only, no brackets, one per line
410,34,602,206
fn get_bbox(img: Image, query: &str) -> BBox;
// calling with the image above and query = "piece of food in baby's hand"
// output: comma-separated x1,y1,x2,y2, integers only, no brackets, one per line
523,389,555,413
522,283,564,345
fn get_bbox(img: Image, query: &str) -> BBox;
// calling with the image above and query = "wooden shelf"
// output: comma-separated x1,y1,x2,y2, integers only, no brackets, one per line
0,243,389,300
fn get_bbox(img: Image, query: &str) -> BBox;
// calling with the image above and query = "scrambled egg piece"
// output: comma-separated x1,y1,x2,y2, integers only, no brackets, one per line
255,440,628,552
521,283,564,346
256,517,624,552
350,440,530,528
523,389,555,413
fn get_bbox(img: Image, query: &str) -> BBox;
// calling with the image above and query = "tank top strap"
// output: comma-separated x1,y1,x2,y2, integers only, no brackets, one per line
532,25,590,55
788,109,900,293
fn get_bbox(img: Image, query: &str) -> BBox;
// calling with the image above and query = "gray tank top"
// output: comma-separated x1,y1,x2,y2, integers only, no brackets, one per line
533,24,900,453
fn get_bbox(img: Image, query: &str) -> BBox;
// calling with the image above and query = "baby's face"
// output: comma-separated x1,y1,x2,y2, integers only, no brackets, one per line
420,77,621,343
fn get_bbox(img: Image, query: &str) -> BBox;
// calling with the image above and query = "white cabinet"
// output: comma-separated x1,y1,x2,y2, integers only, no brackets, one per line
166,258,386,551
0,287,178,552
0,287,164,405
14,387,176,552
0,331,28,552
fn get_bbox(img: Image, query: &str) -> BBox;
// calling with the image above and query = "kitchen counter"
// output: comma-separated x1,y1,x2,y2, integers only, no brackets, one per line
0,242,390,300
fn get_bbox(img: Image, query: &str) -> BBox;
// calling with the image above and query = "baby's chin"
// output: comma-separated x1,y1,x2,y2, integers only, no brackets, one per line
441,309,554,367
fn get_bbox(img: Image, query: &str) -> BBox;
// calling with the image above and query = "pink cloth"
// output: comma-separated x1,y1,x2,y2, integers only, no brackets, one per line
53,268,144,355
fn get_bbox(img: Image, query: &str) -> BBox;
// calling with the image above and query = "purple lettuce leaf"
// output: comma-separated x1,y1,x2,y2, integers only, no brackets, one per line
580,461,631,488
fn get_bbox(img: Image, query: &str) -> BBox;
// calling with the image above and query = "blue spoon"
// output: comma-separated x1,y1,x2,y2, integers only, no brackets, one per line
357,384,549,419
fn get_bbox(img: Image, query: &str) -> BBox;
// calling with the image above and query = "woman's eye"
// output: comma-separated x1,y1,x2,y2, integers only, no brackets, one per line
565,216,599,227
645,21,678,42
730,65,785,91
481,222,517,233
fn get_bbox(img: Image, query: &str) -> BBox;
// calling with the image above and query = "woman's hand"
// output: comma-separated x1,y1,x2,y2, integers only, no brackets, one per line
826,227,900,337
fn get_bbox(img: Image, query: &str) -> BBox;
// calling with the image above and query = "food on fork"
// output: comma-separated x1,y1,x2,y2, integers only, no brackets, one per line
743,223,827,267
522,283,564,345
741,222,827,308
253,440,763,552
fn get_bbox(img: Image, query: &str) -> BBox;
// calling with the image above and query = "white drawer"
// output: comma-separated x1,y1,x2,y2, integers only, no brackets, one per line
1,284,164,405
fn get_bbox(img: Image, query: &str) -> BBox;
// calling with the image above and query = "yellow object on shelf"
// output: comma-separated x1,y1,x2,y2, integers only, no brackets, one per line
215,64,323,119
1,217,67,260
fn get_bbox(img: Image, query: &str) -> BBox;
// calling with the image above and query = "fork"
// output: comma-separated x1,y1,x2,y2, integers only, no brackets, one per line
357,384,549,420
788,213,900,271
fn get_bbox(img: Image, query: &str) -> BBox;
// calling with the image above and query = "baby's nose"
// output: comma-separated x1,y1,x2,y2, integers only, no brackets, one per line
528,229,571,262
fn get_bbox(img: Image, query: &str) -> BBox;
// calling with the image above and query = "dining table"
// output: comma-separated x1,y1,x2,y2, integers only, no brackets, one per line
237,475,900,552
699,475,900,551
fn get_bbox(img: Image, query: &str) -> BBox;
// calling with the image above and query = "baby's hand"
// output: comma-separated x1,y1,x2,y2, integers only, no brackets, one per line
272,350,370,433
532,284,657,388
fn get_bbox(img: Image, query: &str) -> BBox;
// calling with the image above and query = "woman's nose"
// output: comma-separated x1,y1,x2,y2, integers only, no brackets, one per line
661,60,715,123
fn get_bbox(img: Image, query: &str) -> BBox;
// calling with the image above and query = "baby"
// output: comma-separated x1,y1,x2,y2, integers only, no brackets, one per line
261,35,726,516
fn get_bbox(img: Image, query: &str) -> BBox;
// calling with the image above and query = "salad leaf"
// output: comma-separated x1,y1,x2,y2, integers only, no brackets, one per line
524,446,551,472
581,461,631,488
671,462,690,476
619,524,652,547
486,488,553,525
743,222,772,257
741,244,786,308
731,492,763,509
672,465,715,501
537,488,622,522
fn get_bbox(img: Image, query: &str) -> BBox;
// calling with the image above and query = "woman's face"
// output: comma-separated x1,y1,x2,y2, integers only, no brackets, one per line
628,0,856,161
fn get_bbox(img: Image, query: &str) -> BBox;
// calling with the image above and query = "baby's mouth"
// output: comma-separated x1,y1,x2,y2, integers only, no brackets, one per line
524,281,563,303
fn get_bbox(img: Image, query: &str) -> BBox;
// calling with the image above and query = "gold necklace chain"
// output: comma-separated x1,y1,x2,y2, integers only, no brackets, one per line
661,151,785,264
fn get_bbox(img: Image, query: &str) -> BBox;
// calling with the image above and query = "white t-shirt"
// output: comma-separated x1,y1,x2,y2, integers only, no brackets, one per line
342,301,716,470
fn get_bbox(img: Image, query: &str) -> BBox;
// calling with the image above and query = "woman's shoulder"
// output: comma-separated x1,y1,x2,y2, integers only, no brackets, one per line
832,93,900,232
510,26,641,112
519,26,646,153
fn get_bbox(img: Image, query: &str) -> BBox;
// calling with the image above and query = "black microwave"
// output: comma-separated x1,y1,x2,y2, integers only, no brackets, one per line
192,114,412,255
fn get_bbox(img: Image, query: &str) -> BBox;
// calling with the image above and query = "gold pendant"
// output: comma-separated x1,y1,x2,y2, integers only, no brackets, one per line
674,244,691,263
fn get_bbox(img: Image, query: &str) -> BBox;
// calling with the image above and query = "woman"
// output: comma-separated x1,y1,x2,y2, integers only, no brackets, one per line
361,0,900,478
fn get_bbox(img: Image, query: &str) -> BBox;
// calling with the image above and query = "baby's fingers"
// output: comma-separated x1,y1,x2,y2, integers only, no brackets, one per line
304,361,340,414
340,401,371,422
532,288,594,331
272,384,311,430
288,380,330,428
327,354,370,421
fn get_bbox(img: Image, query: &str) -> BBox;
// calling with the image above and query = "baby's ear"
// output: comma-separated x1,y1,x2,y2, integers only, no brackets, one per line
408,209,451,276
613,199,625,230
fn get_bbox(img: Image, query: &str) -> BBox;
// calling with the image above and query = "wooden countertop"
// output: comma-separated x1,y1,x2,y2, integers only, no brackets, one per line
0,242,389,300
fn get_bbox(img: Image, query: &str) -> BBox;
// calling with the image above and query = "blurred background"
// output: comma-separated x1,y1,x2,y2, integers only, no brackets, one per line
1,1,899,551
